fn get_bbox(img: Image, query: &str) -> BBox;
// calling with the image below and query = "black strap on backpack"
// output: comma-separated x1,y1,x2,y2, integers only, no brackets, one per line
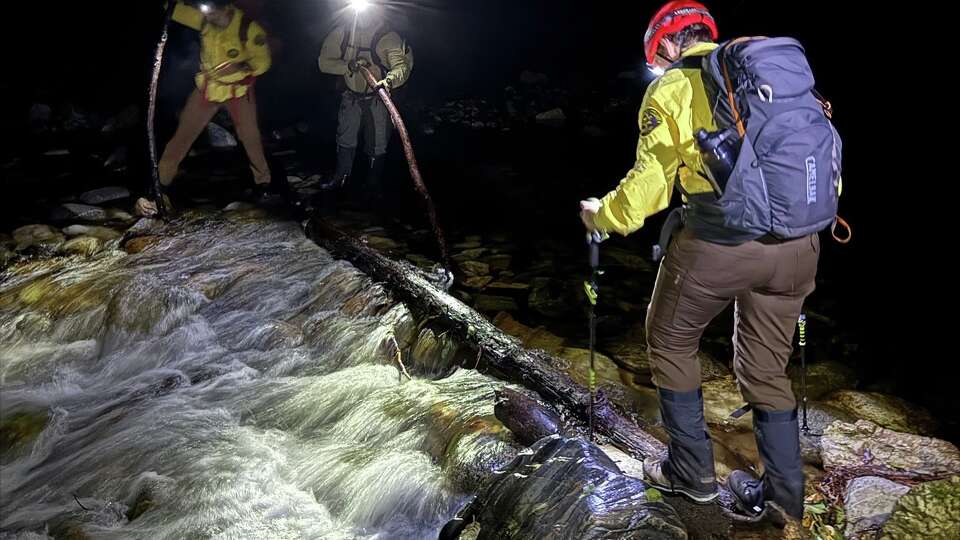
339,25,392,72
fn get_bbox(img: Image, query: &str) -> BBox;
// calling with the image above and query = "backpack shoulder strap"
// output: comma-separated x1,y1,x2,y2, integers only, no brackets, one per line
369,26,393,72
672,54,707,71
339,27,349,59
239,13,253,44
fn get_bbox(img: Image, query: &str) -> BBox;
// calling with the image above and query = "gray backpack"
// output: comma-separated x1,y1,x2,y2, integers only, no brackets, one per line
684,37,843,245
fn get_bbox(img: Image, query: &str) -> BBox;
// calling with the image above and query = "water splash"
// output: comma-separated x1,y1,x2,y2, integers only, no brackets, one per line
1,210,519,538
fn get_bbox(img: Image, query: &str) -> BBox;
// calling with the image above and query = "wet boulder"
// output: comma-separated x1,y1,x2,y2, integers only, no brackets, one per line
440,435,686,540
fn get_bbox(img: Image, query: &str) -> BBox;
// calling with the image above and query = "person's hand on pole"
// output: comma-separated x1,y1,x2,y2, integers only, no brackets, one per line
348,57,370,73
580,198,601,233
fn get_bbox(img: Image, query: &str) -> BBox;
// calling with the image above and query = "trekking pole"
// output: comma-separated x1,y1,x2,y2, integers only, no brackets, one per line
583,231,603,442
798,314,810,435
146,1,177,218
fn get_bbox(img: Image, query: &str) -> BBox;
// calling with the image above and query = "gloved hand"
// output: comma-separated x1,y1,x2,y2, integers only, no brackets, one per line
348,57,371,73
373,79,391,93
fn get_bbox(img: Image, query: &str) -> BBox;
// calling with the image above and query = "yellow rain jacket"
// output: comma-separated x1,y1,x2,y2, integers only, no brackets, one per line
172,3,272,103
593,43,720,236
318,21,413,94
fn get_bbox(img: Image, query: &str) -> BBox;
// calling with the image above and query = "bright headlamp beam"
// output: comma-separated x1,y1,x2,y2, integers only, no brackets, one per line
348,0,371,13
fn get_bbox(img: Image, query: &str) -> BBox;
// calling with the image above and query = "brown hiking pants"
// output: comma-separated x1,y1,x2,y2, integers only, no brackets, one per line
646,228,820,411
158,87,271,187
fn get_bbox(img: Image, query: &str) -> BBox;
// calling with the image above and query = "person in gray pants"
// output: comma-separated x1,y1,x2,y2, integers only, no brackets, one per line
318,10,413,196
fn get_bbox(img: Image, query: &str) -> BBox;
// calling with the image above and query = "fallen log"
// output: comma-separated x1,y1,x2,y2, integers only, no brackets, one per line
305,218,748,537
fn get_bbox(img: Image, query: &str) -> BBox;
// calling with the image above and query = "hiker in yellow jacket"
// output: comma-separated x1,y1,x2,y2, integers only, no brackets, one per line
318,7,412,193
158,0,272,190
579,1,841,524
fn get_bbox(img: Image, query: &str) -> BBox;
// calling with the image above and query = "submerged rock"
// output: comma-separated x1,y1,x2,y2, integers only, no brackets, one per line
0,411,49,455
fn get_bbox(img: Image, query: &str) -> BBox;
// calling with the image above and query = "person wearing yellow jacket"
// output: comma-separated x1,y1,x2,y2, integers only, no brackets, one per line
318,7,413,192
579,1,828,523
157,0,272,190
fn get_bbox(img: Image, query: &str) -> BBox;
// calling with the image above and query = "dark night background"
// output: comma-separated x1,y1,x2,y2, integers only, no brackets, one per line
1,3,942,433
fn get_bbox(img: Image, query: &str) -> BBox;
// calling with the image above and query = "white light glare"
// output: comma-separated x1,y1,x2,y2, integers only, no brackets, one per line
349,0,371,13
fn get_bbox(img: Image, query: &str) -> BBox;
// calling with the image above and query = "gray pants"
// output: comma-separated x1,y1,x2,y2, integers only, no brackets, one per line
336,91,392,159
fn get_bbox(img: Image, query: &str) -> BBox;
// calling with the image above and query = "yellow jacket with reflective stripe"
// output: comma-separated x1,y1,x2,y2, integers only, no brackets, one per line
594,42,720,236
318,23,413,94
172,3,272,103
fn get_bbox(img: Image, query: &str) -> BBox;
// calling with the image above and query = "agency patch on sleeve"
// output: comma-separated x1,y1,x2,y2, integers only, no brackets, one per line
640,108,663,137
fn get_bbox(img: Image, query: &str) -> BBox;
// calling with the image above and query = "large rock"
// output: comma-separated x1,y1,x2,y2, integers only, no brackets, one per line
799,402,858,466
844,476,911,538
62,225,122,241
493,312,565,355
12,224,65,252
79,186,131,205
824,391,938,436
441,436,686,540
788,361,859,401
50,203,109,223
821,420,960,477
881,476,960,539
